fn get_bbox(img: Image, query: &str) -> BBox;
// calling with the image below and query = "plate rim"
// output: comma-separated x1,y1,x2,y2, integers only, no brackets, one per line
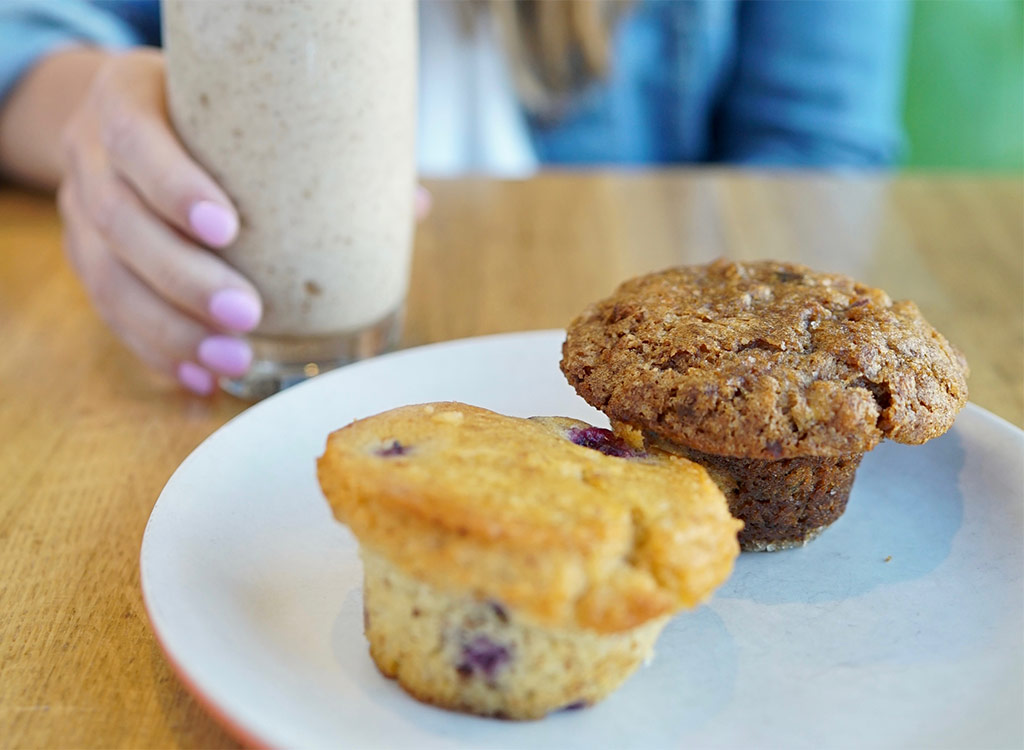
139,328,1024,749
140,329,567,748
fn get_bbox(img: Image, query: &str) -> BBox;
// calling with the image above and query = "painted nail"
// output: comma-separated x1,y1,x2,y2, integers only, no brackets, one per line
198,336,252,377
415,185,431,220
189,200,239,247
209,288,261,331
178,361,214,395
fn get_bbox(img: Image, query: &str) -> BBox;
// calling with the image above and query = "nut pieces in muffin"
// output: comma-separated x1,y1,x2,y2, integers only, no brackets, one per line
561,258,969,550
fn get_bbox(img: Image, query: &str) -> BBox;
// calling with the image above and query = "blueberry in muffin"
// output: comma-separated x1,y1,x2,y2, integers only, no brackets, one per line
317,402,741,718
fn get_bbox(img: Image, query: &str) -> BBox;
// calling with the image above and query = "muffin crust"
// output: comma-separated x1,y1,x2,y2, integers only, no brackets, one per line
561,259,969,460
317,402,741,634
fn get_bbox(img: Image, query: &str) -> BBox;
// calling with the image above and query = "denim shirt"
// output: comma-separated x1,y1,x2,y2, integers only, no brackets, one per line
0,0,910,168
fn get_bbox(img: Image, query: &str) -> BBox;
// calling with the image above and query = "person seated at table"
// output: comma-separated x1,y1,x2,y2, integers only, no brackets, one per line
0,0,909,394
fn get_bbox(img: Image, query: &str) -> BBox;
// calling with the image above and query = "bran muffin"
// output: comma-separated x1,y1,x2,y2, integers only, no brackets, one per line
561,259,969,551
317,403,741,719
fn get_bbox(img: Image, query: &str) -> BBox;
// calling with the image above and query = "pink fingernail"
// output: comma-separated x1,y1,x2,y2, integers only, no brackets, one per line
209,288,261,331
415,186,432,220
198,336,252,377
189,200,238,247
178,361,215,395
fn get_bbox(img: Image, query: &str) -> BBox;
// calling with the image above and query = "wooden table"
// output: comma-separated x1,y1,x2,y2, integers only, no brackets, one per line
1,171,1021,748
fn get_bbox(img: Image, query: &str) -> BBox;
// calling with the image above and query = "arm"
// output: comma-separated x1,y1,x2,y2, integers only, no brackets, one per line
714,0,911,168
0,46,108,188
0,0,146,187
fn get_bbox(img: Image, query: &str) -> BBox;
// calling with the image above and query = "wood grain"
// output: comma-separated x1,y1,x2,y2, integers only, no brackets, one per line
1,172,1021,749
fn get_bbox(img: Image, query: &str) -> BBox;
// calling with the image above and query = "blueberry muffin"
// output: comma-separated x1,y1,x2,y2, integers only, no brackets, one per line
561,259,969,551
317,403,741,719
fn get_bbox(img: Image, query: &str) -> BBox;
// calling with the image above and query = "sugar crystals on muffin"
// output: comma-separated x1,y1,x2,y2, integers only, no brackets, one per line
561,259,969,551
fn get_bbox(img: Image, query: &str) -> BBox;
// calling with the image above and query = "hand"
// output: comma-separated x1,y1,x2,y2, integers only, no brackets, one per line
55,48,432,395
57,48,262,395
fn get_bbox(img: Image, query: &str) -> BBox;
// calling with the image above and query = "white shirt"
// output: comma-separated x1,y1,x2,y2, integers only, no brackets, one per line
417,1,538,177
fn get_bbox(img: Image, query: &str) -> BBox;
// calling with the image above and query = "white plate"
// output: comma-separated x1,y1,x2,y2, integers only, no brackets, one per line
141,330,1024,750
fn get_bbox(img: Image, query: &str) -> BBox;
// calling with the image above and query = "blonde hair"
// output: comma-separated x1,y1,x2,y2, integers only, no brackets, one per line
461,1,633,117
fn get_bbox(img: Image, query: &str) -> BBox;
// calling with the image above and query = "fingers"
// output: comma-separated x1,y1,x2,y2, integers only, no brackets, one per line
93,51,239,249
63,101,262,335
58,178,252,395
54,51,260,395
71,155,261,334
61,180,205,375
57,52,436,395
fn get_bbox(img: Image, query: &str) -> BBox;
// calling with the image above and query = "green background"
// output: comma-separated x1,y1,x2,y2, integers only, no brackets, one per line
903,0,1024,171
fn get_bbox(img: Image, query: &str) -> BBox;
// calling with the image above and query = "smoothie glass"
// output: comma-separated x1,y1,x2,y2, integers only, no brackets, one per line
163,0,417,399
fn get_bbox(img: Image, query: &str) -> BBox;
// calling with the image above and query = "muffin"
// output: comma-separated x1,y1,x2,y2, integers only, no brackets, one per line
560,259,969,551
317,402,741,718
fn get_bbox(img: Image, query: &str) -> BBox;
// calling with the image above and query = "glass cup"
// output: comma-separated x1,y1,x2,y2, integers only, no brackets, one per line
162,0,417,399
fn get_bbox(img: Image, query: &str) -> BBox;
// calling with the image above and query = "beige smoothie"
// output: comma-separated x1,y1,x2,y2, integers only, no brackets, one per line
162,0,416,391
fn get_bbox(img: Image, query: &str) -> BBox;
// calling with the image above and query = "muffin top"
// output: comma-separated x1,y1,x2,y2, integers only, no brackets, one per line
317,402,741,634
561,259,969,459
